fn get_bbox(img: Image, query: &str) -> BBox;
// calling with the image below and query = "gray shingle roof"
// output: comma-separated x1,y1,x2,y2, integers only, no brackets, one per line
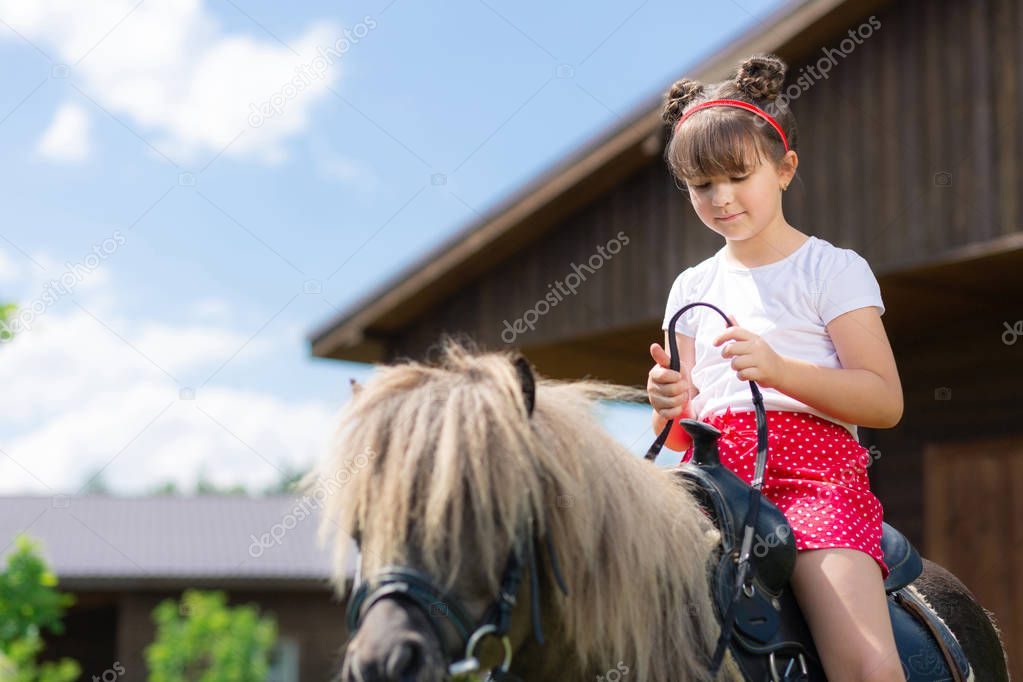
0,495,356,589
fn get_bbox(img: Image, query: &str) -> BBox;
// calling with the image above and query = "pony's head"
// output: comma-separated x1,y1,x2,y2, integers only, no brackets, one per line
308,337,737,681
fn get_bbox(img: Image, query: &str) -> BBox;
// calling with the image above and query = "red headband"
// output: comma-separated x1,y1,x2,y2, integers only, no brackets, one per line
673,98,789,153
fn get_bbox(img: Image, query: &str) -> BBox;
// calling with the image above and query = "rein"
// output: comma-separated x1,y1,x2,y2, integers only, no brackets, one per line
645,301,771,677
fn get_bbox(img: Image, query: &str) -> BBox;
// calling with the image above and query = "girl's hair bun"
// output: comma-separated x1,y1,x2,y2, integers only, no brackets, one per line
734,54,786,101
662,78,705,127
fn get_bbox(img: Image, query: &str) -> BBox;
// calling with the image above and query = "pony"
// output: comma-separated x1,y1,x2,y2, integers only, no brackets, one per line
308,337,1009,681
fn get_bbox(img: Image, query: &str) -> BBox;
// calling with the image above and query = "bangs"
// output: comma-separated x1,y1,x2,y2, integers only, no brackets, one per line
667,112,770,183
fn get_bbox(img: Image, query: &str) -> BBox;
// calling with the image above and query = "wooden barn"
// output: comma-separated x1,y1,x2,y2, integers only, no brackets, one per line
309,0,1022,674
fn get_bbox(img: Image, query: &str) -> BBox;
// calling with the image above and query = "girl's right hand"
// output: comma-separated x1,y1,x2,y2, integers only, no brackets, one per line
647,342,697,421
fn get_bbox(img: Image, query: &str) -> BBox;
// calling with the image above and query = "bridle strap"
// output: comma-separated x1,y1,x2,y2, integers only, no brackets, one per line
347,521,569,675
346,564,477,642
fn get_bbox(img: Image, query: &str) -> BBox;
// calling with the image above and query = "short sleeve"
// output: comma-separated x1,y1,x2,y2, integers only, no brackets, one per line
817,251,885,325
662,269,697,337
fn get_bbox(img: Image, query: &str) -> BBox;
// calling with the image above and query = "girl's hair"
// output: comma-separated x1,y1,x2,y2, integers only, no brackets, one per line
661,53,798,187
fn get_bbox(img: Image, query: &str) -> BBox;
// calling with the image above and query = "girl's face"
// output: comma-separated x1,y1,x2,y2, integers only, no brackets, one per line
684,151,795,242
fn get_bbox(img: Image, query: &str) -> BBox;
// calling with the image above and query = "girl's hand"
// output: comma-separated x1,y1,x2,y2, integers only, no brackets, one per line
647,342,698,420
713,314,787,389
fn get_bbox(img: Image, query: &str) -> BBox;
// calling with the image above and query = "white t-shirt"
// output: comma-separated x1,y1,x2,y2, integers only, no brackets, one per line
661,235,885,441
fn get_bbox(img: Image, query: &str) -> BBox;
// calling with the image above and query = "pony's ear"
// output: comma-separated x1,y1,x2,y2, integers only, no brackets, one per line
512,354,536,417
350,377,363,396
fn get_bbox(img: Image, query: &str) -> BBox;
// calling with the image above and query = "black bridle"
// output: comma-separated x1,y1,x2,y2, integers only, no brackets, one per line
646,301,771,678
344,355,570,679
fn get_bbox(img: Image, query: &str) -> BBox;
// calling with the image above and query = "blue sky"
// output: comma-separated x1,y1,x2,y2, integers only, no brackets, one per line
0,0,784,495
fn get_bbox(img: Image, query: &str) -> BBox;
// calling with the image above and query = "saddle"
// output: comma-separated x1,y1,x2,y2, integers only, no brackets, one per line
674,419,973,681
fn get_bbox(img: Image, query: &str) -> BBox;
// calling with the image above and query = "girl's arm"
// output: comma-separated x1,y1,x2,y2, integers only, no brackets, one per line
775,306,903,429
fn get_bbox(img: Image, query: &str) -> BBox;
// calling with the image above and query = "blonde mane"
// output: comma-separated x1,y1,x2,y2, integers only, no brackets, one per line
310,337,741,681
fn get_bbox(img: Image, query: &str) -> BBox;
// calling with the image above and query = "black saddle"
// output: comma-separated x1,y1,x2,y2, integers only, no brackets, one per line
674,418,972,681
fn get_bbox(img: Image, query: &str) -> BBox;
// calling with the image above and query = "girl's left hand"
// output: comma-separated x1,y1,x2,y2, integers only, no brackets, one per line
713,314,787,389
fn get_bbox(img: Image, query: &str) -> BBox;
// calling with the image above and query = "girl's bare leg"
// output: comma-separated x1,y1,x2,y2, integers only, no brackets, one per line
789,547,906,681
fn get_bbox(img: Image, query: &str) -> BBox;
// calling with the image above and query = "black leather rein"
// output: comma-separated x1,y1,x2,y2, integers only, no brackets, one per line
646,301,771,677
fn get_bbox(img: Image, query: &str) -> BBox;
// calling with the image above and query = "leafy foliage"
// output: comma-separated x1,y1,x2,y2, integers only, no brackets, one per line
0,535,80,682
0,302,16,343
145,590,277,682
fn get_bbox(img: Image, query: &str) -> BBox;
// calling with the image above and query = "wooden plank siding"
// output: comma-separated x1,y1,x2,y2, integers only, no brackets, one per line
924,434,1023,679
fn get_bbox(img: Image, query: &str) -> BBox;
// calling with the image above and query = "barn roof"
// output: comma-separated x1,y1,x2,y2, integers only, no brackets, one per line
0,495,356,590
308,0,891,363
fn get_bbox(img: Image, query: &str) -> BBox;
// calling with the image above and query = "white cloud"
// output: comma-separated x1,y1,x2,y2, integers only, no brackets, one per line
36,102,92,163
2,0,363,165
0,289,337,495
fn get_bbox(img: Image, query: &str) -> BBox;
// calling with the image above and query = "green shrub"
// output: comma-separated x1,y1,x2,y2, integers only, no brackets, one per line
145,590,277,682
0,535,80,682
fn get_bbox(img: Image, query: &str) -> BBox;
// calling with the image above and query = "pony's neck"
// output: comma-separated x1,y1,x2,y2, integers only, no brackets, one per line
504,557,589,680
512,632,584,680
509,617,589,682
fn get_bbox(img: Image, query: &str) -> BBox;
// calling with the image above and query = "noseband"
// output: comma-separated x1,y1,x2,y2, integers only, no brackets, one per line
344,355,570,679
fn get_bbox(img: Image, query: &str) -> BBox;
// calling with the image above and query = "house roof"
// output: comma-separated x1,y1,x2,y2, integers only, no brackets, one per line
307,0,890,363
0,495,357,590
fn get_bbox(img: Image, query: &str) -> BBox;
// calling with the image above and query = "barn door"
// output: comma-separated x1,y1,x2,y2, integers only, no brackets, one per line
924,436,1022,679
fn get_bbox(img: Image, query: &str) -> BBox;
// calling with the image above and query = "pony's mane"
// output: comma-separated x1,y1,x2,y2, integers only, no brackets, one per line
310,337,740,682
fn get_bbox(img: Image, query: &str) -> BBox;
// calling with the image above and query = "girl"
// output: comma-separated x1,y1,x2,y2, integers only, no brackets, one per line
646,54,906,682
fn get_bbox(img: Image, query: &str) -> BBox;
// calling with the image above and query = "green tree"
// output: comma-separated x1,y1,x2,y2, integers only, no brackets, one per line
260,463,307,495
145,590,277,682
194,470,248,496
0,535,80,682
0,302,16,343
148,481,180,496
79,466,113,495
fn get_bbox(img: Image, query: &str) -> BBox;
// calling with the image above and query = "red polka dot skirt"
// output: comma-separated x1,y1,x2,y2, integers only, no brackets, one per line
680,406,889,580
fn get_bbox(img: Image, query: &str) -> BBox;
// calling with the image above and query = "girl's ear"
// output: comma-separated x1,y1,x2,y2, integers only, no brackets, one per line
777,150,798,188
